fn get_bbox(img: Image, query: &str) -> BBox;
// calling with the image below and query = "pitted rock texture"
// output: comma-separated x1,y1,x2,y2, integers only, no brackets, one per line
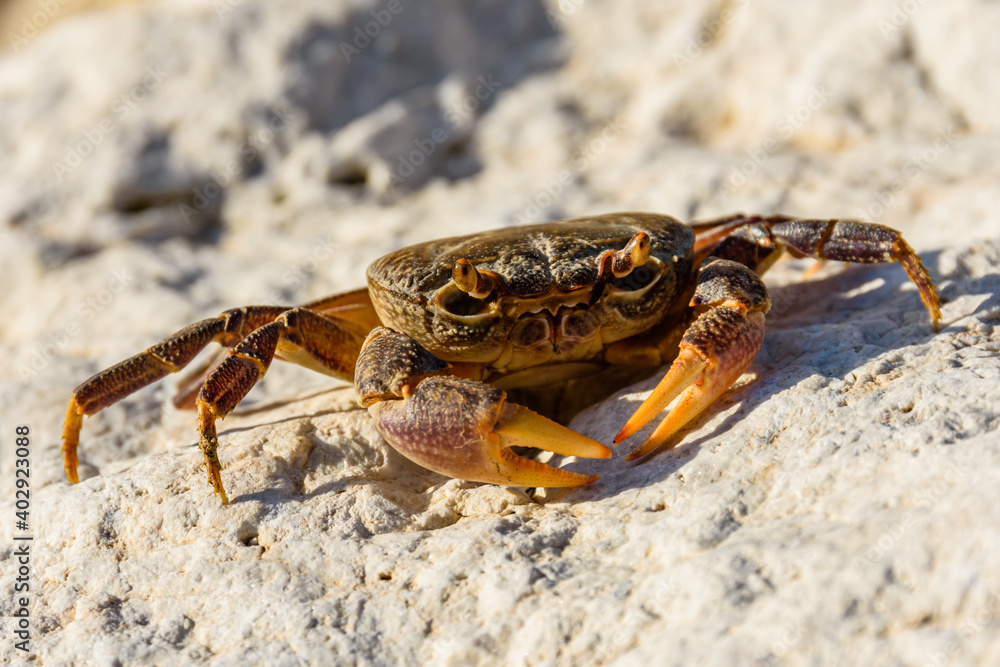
1,1,999,665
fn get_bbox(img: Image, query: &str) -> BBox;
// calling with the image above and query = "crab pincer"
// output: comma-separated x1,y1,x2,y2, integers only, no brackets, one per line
356,327,611,486
615,258,771,460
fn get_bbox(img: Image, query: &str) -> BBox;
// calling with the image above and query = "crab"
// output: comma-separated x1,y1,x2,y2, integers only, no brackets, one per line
62,213,941,503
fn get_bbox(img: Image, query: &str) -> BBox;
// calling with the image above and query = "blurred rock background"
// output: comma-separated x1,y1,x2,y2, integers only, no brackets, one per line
0,0,132,38
0,0,998,665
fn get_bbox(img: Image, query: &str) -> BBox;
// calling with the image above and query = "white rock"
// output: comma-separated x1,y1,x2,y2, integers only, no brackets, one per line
1,0,999,665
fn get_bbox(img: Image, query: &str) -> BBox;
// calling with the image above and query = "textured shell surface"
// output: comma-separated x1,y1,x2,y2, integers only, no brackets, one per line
366,212,695,301
364,213,696,364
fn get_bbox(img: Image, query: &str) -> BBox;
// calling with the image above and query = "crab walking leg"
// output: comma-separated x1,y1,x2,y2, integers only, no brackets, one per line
195,308,369,503
170,347,232,411
770,218,940,330
62,305,291,484
300,287,386,333
688,214,774,263
615,258,771,460
356,328,611,487
693,215,942,330
160,289,383,409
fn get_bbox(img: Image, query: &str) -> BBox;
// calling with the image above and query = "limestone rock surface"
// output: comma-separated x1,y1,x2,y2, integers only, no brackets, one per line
1,1,999,665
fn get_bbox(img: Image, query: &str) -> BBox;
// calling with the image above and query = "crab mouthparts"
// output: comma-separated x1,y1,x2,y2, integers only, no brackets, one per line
509,303,601,355
518,291,594,317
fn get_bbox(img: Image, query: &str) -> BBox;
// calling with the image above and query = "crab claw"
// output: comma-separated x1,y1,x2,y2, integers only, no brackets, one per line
357,327,609,487
368,376,609,486
615,258,769,461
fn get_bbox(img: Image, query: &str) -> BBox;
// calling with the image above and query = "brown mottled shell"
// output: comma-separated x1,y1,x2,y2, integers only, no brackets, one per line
368,213,690,297
365,212,695,361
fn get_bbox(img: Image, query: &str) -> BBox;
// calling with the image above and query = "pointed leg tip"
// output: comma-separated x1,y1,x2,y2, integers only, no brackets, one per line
62,445,80,484
210,472,230,505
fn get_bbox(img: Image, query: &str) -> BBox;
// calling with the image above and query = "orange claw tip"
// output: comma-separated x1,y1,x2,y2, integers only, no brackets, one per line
494,403,611,461
612,423,634,445
613,352,708,445
484,402,606,488
490,439,600,488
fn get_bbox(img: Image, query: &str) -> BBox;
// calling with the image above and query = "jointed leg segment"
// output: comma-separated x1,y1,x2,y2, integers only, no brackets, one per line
615,214,941,460
194,307,368,502
62,305,287,483
63,301,373,502
693,215,941,329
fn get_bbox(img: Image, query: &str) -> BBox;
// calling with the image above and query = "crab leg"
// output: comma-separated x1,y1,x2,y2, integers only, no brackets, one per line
171,288,381,410
62,293,377,498
357,328,611,487
692,215,941,330
62,305,291,483
615,258,770,460
195,308,370,502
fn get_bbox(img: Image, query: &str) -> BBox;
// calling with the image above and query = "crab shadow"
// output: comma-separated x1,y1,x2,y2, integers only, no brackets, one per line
576,248,1000,501
216,386,448,512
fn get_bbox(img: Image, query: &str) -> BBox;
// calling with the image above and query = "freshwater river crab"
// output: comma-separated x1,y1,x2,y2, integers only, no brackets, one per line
62,213,941,503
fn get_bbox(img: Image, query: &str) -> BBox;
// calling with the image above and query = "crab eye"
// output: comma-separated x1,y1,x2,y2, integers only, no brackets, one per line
435,284,496,317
